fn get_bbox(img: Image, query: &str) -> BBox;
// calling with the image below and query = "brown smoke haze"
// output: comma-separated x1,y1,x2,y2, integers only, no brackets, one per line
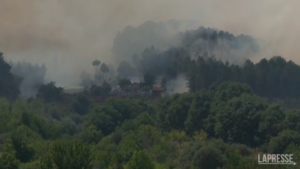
1,0,299,86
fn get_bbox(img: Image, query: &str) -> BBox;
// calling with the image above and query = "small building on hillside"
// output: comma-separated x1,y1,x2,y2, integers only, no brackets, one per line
152,85,165,98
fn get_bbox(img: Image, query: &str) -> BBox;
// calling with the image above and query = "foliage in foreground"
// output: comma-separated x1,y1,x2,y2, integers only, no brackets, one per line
40,140,93,169
0,82,299,169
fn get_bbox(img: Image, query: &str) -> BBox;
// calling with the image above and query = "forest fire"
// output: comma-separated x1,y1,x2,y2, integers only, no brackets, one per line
2,2,300,167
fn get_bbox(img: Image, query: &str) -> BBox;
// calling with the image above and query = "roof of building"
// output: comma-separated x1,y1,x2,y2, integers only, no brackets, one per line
132,82,140,85
152,87,165,92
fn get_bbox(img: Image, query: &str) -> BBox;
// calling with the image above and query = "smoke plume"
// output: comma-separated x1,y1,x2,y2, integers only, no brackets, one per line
163,74,189,96
1,0,300,92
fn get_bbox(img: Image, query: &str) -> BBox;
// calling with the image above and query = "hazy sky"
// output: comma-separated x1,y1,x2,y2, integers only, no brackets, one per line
1,0,299,86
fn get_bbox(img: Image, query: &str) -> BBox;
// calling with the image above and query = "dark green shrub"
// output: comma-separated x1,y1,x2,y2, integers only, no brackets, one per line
40,140,93,169
192,145,225,169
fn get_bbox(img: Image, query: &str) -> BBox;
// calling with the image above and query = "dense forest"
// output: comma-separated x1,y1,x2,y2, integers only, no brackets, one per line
1,24,300,169
114,47,300,100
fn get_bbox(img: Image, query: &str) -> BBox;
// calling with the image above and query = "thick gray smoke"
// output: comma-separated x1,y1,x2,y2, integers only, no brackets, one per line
178,27,259,64
113,22,259,66
112,20,198,64
162,74,189,96
9,61,46,98
112,24,259,95
1,0,300,94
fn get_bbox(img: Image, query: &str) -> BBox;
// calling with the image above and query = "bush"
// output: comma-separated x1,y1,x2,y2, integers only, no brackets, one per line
192,145,225,169
0,142,20,169
72,94,91,115
126,150,154,169
70,114,83,125
134,112,154,127
81,124,103,144
90,82,112,96
46,104,63,120
60,118,77,136
111,131,122,145
225,151,247,169
268,130,300,153
20,112,62,139
40,140,93,169
10,125,38,163
19,161,40,169
36,82,63,102
225,144,253,157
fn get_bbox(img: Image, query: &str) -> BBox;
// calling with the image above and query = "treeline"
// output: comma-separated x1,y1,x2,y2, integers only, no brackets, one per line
9,61,46,82
126,47,190,80
115,24,260,87
0,82,300,168
0,52,47,99
3,48,300,102
113,21,259,64
0,52,21,100
179,26,259,63
188,56,300,98
120,44,300,99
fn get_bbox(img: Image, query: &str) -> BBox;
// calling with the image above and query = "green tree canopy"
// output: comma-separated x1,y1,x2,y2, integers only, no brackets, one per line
0,142,20,169
143,72,155,87
36,81,63,102
127,150,154,169
0,52,21,100
40,140,93,169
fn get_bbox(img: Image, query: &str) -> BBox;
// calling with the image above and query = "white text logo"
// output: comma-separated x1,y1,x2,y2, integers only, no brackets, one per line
258,154,296,165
